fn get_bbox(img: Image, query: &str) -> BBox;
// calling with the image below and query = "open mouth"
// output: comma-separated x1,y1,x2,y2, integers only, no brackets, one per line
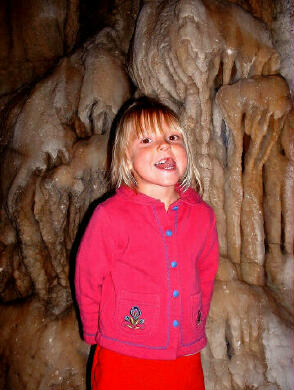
154,158,176,170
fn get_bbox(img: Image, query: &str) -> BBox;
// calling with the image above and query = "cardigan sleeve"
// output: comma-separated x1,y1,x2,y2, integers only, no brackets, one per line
198,212,219,325
75,205,112,344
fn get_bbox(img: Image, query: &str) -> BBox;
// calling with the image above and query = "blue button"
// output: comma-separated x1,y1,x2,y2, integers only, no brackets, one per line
173,290,179,298
172,206,179,211
171,261,177,268
173,320,179,327
165,230,173,237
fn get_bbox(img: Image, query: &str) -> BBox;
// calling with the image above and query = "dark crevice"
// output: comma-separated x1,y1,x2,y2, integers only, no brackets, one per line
226,337,233,360
242,132,251,173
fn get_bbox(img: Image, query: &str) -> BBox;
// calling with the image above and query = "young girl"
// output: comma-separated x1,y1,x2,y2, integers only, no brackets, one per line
75,98,219,389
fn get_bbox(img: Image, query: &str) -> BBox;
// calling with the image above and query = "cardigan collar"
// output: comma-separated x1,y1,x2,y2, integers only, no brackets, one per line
116,185,202,207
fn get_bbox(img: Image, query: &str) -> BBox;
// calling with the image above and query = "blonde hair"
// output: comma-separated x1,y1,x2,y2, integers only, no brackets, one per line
110,97,202,193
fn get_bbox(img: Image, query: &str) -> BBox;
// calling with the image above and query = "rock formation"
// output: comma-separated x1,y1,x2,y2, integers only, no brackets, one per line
0,0,79,100
0,0,293,389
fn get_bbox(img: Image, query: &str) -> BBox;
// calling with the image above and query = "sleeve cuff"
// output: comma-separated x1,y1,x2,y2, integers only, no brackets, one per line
83,332,97,345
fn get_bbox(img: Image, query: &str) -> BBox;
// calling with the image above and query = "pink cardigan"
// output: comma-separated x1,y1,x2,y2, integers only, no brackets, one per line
75,185,218,360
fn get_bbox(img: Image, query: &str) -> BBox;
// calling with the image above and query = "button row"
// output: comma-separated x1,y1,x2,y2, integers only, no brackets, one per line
171,259,178,327
166,209,179,329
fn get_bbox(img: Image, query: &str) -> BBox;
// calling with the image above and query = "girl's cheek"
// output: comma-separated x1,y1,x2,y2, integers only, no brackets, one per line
182,147,188,159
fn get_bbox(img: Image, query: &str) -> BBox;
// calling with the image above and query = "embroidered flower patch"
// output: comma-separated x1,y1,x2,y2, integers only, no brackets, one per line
123,306,145,329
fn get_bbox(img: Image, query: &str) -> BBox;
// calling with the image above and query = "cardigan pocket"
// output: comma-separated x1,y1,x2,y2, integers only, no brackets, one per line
115,290,160,338
191,293,203,327
181,292,204,346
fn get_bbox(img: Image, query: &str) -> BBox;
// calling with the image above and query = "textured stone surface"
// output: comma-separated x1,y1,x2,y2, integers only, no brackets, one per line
0,0,293,389
0,0,79,97
204,280,294,390
129,0,280,200
215,75,292,285
0,27,131,315
272,0,294,95
0,300,89,390
228,0,275,26
128,3,293,389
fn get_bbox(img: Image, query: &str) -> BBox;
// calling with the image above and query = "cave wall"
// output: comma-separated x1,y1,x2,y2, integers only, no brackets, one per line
0,1,293,389
0,0,79,103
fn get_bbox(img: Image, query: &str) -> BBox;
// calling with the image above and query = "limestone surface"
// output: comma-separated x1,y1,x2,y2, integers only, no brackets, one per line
0,0,293,389
0,0,79,97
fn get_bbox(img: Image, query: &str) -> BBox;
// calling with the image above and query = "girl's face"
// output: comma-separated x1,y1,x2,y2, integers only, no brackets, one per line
127,125,187,195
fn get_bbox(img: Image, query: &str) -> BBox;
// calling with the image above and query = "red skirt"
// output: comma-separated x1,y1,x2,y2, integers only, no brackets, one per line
91,346,205,390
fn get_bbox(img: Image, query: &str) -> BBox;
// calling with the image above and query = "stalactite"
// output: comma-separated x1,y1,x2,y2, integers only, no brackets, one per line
0,27,131,314
216,75,292,285
129,0,280,201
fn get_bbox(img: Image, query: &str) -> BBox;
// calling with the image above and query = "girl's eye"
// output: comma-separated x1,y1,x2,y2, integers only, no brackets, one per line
141,137,152,144
168,134,180,142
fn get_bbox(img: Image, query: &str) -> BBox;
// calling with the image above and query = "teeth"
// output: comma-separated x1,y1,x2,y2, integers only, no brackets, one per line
155,159,167,165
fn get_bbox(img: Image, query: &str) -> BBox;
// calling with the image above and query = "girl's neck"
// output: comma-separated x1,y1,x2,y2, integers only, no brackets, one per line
136,184,179,211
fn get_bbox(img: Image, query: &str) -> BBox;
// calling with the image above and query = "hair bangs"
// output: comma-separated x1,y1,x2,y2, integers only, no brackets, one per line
128,108,182,140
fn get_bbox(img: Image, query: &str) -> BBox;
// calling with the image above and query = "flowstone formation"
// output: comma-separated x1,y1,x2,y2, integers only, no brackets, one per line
0,0,293,389
0,2,135,386
0,27,131,314
128,1,293,389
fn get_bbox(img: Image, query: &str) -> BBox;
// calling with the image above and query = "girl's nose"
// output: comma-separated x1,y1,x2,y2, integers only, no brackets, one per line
158,139,170,150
